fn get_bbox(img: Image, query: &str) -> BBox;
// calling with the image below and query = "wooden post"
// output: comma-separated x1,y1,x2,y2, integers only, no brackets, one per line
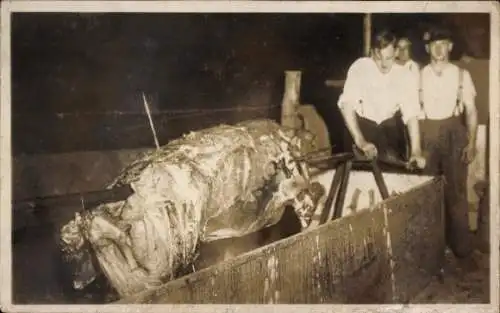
281,70,302,128
364,13,372,57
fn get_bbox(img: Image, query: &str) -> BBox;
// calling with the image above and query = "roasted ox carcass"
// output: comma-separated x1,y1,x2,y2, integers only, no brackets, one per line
59,119,326,298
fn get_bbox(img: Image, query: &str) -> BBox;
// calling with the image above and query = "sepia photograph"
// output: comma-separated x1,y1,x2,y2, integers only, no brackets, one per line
1,1,499,312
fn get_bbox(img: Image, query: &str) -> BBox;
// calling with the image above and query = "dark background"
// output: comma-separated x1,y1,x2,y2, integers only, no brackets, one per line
11,13,491,156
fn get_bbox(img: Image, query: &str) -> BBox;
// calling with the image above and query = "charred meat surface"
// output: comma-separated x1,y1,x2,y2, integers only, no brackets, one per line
59,119,326,298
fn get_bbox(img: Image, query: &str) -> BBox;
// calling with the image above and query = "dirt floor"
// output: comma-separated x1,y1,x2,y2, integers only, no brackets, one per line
410,248,491,304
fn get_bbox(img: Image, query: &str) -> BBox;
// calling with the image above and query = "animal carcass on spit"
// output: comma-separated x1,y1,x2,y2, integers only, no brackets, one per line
59,119,326,298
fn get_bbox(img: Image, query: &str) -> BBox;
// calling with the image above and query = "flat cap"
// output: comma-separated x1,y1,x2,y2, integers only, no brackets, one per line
423,27,453,43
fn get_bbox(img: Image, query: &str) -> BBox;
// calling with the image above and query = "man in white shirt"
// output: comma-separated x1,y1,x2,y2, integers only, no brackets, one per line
337,29,425,168
419,27,478,260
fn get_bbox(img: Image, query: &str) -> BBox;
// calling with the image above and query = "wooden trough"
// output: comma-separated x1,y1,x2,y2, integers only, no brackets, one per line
115,168,446,304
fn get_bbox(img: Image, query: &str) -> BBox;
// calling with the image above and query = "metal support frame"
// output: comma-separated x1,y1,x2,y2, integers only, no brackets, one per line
312,151,391,226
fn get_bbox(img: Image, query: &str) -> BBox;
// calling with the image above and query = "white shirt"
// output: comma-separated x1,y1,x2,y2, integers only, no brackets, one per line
401,59,420,101
403,59,420,82
337,57,420,125
419,63,476,120
402,59,420,72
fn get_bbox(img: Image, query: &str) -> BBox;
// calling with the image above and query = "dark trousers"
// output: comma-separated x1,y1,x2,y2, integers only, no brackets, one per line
419,116,473,257
355,113,409,161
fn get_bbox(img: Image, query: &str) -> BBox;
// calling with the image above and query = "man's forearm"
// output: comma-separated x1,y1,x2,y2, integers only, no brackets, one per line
465,106,478,146
340,104,365,146
406,117,422,155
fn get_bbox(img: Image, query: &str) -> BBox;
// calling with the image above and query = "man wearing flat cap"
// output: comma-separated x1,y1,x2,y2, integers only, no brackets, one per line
419,26,479,260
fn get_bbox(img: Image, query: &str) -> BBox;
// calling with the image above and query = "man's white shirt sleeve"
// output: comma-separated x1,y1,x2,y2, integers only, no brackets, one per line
337,59,363,111
462,69,477,106
399,69,421,124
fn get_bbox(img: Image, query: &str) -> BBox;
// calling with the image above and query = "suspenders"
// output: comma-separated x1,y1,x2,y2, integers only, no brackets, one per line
455,67,465,116
419,66,465,119
418,70,426,119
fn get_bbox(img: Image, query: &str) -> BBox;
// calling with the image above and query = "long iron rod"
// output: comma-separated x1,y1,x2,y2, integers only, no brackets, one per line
370,160,390,200
13,184,134,212
319,162,345,225
332,160,352,220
